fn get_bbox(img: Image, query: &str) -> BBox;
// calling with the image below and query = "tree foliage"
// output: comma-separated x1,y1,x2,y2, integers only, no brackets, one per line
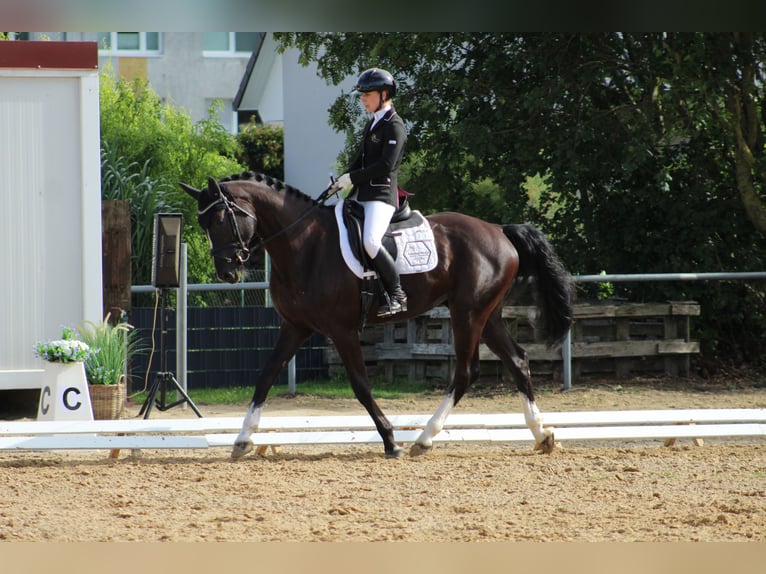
99,65,246,285
276,33,766,365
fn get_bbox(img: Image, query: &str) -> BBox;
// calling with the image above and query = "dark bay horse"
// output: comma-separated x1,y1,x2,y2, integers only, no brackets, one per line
181,172,573,459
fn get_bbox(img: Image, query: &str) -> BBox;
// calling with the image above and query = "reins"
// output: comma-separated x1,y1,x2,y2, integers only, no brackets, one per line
201,180,338,261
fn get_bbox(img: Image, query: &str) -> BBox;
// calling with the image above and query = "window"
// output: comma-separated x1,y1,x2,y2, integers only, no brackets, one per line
98,33,161,56
202,33,259,57
237,109,261,128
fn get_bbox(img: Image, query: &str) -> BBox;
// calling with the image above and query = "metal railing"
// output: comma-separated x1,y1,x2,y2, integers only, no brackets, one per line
132,248,766,394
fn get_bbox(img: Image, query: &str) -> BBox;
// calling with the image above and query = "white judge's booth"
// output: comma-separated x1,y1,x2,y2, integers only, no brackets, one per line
0,41,103,420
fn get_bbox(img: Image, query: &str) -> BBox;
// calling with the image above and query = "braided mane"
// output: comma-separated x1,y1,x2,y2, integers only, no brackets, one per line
219,171,317,205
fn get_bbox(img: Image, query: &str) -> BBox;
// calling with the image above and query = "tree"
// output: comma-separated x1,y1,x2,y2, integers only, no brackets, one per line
99,65,246,285
275,33,766,364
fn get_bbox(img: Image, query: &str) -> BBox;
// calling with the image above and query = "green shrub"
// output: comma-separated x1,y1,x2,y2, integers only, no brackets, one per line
236,121,284,180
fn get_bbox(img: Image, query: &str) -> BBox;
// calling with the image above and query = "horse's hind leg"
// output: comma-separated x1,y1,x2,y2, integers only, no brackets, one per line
482,310,555,454
232,323,310,460
411,311,483,455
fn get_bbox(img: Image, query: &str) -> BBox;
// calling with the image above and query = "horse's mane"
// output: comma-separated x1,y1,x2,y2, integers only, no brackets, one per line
219,171,317,205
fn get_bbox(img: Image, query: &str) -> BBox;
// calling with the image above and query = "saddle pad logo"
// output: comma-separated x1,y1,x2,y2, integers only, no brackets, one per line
399,230,435,269
403,241,431,266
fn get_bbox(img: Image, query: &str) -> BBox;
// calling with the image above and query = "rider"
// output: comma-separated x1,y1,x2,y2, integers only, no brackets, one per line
331,67,408,317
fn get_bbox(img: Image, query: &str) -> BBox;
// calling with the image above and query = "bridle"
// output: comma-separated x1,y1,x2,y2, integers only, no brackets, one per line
199,181,337,265
198,189,258,265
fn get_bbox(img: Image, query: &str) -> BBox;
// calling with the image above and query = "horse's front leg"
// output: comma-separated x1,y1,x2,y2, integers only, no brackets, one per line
232,323,310,460
232,402,263,460
332,330,403,458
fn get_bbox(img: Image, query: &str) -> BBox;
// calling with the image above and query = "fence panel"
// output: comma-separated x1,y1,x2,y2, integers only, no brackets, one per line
129,271,764,391
129,306,327,390
327,301,701,383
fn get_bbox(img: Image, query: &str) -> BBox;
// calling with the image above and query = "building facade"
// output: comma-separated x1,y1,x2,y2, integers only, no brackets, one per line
22,32,349,196
26,32,256,133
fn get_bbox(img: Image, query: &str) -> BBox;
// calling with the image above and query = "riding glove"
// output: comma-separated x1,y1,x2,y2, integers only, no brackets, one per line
333,173,352,191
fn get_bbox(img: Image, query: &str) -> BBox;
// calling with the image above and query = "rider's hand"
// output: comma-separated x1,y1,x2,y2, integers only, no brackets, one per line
334,173,352,191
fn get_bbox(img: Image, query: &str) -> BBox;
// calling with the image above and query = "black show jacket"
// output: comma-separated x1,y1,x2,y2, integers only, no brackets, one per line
347,107,407,207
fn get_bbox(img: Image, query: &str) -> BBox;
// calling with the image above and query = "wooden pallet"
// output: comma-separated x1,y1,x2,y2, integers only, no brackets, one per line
328,301,701,381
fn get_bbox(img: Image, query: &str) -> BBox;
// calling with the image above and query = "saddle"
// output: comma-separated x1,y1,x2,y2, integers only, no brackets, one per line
341,198,419,269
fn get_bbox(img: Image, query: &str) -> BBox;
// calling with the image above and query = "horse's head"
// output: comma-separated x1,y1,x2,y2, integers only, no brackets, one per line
180,177,258,283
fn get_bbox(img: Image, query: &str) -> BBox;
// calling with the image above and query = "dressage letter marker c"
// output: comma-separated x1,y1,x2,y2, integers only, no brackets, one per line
63,387,82,411
36,363,94,422
40,385,51,415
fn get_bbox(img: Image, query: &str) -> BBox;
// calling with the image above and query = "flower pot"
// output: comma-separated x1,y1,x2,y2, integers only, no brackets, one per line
88,378,127,420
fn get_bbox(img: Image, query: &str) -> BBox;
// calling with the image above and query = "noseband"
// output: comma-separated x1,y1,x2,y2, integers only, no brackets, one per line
198,190,258,265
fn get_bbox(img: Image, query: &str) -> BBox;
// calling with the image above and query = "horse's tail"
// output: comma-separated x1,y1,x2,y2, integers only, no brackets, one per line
502,224,574,347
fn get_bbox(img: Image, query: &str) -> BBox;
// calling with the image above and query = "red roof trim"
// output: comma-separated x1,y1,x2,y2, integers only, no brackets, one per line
0,41,98,70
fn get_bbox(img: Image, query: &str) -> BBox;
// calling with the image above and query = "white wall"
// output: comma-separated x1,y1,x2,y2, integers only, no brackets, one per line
0,69,102,388
254,50,283,124
282,48,348,197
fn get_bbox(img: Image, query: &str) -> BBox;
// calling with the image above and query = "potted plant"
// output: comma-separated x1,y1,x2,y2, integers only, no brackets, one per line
35,326,92,364
76,313,139,420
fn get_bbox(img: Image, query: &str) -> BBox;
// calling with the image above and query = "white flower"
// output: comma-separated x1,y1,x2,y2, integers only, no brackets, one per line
35,338,91,363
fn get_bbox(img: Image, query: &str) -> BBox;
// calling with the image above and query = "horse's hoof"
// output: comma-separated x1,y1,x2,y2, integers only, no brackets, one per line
409,443,432,457
534,428,555,455
231,440,254,460
385,445,405,459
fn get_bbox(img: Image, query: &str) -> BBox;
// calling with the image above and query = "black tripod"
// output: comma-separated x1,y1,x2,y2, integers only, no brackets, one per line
138,288,202,419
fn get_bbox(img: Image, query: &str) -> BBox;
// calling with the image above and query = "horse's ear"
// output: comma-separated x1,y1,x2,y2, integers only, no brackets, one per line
207,176,223,199
179,182,201,201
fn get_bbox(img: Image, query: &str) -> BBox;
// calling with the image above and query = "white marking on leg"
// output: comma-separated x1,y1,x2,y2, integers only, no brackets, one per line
235,402,263,445
417,391,455,447
519,392,547,443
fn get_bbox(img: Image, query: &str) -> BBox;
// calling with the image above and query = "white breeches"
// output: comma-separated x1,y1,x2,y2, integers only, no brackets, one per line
362,200,396,259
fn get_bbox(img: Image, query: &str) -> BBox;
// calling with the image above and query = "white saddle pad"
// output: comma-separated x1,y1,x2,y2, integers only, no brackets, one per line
334,200,438,280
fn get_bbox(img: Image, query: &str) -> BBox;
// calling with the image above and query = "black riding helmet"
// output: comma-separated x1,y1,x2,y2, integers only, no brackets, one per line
353,68,396,100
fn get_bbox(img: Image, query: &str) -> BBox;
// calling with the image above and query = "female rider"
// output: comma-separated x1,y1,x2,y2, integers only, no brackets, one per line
331,68,408,317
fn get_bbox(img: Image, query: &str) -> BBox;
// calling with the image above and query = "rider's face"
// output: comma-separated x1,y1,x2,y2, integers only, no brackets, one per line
361,90,383,113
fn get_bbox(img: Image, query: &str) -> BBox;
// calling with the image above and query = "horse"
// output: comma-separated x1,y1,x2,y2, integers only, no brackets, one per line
180,172,574,459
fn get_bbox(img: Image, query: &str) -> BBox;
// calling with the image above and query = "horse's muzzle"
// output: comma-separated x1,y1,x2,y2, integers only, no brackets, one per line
217,269,241,284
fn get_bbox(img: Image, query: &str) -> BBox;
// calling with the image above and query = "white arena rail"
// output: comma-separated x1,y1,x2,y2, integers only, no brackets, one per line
0,409,764,452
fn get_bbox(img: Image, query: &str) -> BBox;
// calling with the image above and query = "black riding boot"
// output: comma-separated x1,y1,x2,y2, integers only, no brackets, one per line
371,249,407,317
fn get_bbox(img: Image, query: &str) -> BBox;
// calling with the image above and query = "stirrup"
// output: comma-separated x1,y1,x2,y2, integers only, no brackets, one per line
377,293,407,317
